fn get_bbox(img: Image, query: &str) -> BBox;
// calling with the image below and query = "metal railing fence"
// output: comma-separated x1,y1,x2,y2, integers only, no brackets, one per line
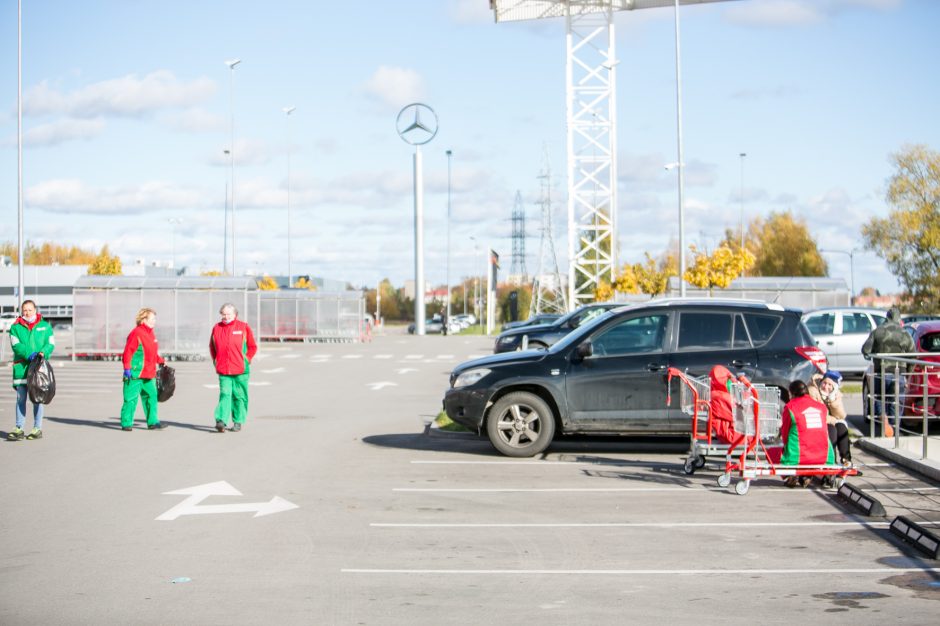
863,352,940,460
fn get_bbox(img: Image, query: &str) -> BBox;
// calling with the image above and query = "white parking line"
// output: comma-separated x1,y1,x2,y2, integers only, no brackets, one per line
411,460,679,468
341,355,363,359
373,355,393,359
394,487,722,493
404,355,424,360
371,521,903,528
342,567,940,576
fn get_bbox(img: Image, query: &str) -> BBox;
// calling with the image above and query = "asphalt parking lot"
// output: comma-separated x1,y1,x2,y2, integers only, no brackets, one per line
1,333,938,625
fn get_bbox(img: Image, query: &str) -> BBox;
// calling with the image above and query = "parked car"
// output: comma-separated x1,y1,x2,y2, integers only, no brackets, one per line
0,312,18,332
801,307,888,374
902,314,940,324
501,313,562,333
493,303,623,353
445,299,823,457
862,320,940,422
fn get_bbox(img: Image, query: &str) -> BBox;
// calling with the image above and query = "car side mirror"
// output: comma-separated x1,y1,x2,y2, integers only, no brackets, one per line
574,340,593,361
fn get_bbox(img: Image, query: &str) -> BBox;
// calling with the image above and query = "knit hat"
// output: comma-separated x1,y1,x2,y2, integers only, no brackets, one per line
823,369,843,386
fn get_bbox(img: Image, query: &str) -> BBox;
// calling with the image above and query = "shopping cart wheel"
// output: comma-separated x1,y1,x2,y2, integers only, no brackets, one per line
734,480,750,496
694,455,706,469
833,476,845,490
683,457,696,475
717,473,731,488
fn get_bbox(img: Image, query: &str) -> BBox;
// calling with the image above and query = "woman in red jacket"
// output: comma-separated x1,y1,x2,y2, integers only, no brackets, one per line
209,303,257,432
120,308,167,431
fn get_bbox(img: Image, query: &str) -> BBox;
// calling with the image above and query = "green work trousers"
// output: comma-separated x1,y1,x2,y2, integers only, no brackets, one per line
121,378,159,428
215,373,249,426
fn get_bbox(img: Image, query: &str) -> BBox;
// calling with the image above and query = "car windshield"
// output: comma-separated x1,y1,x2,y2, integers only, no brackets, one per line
548,308,619,352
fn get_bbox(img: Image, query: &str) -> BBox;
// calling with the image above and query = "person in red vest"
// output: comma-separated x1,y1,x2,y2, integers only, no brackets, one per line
120,307,166,431
779,379,835,487
209,303,257,433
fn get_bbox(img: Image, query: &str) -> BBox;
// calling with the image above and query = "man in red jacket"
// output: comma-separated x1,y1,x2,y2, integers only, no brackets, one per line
209,303,257,433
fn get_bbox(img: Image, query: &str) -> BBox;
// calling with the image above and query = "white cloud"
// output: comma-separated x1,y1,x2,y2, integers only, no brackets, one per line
361,66,426,111
17,118,105,147
25,179,207,214
24,70,216,119
207,138,273,167
163,107,226,133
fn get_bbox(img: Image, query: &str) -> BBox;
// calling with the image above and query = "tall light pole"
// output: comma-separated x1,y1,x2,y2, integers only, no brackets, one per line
167,218,182,270
820,248,860,305
284,106,296,287
17,0,24,306
445,149,453,328
739,152,747,252
673,0,687,297
223,149,230,274
225,58,241,275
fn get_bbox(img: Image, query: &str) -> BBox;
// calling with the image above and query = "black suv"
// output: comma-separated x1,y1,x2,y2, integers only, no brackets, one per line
444,299,822,457
493,303,623,353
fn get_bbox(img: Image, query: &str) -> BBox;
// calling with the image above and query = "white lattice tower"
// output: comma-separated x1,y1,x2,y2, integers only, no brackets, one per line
509,190,528,284
530,151,568,316
490,0,737,307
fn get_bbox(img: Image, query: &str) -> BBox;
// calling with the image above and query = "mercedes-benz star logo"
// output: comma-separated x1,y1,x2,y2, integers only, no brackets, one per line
396,103,438,146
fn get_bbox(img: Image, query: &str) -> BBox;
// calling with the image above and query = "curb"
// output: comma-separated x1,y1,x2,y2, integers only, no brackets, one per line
857,438,940,483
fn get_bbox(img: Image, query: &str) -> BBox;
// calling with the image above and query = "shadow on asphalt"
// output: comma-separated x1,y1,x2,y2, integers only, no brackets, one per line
362,429,694,459
43,416,218,433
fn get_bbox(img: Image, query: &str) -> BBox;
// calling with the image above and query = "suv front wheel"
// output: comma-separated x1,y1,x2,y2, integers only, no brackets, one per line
486,391,556,457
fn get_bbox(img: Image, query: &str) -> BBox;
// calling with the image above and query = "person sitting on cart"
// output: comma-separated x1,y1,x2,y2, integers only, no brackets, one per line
709,365,745,448
780,380,836,487
809,369,853,470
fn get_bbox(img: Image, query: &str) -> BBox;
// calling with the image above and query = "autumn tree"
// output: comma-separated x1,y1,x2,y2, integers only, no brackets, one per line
201,270,223,276
293,276,316,290
727,211,827,277
599,253,673,300
497,283,533,323
683,245,755,295
1,241,98,265
256,275,279,290
87,245,122,275
364,279,403,321
862,144,940,312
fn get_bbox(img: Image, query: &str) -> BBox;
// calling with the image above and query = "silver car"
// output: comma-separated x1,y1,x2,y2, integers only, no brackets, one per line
802,307,888,374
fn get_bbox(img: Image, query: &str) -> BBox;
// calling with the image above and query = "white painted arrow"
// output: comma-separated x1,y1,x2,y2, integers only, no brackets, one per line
367,381,398,391
156,481,298,521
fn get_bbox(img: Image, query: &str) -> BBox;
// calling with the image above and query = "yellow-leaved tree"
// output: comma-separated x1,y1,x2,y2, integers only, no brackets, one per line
201,270,223,276
683,245,755,295
293,276,316,290
256,275,279,290
600,253,672,300
87,245,122,275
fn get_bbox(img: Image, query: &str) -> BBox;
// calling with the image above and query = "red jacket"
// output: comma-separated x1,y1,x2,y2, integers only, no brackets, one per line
122,324,165,379
210,319,257,375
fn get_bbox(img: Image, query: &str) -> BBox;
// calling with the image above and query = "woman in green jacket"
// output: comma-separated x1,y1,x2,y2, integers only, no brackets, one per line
7,300,55,441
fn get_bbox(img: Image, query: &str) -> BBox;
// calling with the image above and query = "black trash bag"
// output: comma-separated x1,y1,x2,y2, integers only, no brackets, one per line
27,354,56,405
156,364,176,403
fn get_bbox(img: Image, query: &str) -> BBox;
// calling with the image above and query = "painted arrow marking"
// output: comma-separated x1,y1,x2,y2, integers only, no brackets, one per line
156,481,299,521
368,381,398,391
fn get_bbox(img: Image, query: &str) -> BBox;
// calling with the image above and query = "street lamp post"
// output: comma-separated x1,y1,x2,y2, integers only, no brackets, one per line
739,152,746,252
168,218,182,270
284,106,296,287
223,149,230,274
820,248,860,305
446,149,453,328
672,0,687,297
225,58,241,275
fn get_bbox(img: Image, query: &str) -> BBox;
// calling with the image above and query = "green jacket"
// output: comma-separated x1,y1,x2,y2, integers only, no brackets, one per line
10,316,55,387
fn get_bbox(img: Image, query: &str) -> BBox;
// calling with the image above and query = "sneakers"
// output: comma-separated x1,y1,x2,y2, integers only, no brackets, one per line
215,421,226,433
26,428,42,440
148,422,167,430
6,428,25,441
122,426,133,431
231,423,242,432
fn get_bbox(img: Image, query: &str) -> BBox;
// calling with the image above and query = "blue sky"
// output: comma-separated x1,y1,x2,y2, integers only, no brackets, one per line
1,0,937,294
